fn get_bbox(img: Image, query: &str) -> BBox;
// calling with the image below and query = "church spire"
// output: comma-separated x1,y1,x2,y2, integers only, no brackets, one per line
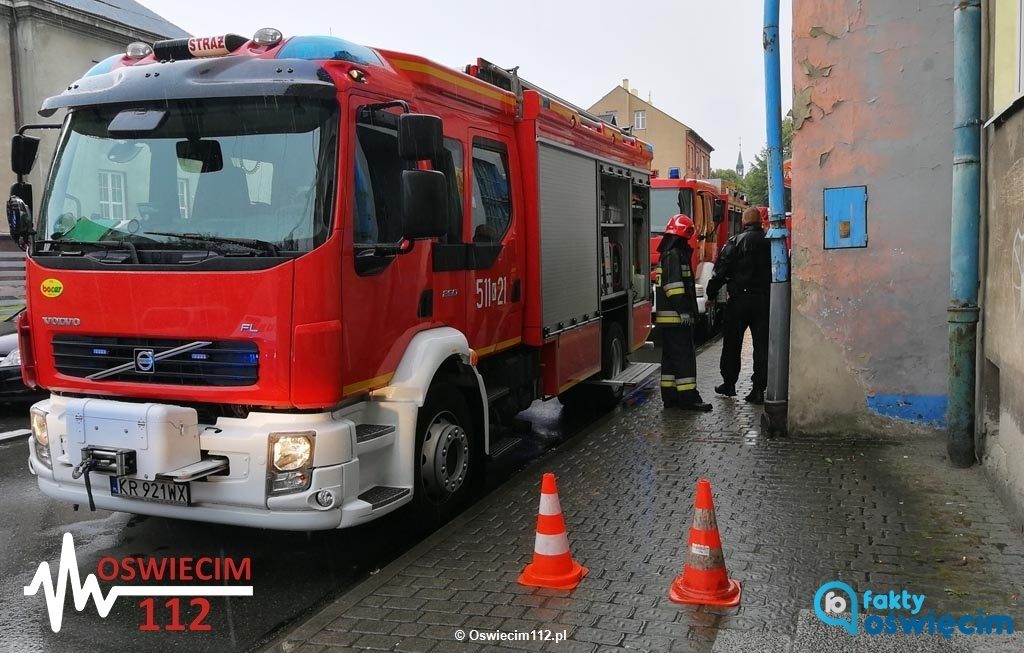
736,138,745,176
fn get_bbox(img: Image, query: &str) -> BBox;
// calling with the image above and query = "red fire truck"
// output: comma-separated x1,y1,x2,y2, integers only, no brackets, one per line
648,174,723,330
7,30,656,530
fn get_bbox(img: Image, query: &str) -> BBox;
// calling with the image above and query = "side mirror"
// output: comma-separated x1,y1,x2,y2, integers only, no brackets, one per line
397,114,443,161
713,199,724,223
11,134,40,177
401,170,448,239
6,195,34,250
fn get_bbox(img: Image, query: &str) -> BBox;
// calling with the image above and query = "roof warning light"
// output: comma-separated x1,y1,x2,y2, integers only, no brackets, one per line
125,42,153,60
253,27,283,47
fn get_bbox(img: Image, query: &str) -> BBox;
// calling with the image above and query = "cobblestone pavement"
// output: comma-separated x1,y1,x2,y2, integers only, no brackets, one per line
271,338,1024,652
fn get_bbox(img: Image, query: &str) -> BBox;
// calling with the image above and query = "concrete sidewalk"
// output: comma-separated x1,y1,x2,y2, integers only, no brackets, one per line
271,338,1024,652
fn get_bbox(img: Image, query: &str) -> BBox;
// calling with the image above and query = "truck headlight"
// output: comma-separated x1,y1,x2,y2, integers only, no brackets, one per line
31,408,51,469
0,348,21,368
267,432,315,496
269,432,314,471
31,408,48,446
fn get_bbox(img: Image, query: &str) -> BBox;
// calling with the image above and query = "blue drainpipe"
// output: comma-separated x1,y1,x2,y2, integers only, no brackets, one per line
947,0,981,467
762,0,790,436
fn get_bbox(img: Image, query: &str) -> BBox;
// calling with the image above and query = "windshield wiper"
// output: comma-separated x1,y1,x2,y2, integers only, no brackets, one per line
144,232,280,256
36,239,141,263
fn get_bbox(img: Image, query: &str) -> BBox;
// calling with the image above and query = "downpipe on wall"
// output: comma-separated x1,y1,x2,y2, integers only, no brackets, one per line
947,0,982,467
761,0,790,437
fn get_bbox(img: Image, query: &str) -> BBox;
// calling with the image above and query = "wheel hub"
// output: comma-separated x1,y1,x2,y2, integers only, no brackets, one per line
420,414,470,501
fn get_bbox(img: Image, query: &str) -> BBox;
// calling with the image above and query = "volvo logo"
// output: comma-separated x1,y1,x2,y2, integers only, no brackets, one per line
42,317,81,326
133,349,155,374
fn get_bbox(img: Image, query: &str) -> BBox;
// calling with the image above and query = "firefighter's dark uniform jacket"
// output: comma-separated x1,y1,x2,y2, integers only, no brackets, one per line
655,237,700,403
706,225,772,299
707,223,772,392
655,244,698,328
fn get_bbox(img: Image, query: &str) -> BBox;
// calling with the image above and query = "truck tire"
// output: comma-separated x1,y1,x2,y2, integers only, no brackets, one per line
558,322,626,410
409,382,481,530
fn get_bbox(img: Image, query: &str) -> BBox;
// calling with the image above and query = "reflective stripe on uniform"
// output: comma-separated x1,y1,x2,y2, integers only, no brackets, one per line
681,270,693,278
654,310,683,324
660,374,676,388
676,382,697,391
662,281,686,297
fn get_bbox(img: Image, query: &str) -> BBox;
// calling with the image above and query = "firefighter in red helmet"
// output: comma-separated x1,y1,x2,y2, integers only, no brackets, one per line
655,214,712,411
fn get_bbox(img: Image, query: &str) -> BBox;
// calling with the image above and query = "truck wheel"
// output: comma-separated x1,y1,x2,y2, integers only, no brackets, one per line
558,322,626,410
410,383,480,529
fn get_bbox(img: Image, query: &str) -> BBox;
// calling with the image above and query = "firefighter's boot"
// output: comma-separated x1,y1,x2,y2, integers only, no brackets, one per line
678,391,713,412
744,389,765,405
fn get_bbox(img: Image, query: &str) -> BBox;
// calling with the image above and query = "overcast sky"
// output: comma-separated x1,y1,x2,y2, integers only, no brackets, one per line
143,0,792,172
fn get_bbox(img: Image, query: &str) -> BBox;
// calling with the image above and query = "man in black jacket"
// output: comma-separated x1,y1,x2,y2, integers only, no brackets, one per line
706,207,772,404
655,214,712,412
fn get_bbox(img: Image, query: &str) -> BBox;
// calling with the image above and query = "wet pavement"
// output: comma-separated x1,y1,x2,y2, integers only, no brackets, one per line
273,337,1024,652
0,392,612,653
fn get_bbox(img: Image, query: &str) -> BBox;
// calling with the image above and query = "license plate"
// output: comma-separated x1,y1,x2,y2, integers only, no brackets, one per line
109,476,191,506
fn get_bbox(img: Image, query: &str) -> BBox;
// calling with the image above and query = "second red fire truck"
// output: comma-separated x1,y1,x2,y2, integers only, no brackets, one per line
8,29,656,530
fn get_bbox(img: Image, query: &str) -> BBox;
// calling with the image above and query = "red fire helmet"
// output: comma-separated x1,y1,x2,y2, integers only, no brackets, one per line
663,214,696,240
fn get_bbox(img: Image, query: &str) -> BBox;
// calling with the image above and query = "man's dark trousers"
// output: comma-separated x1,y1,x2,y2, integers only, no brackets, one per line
720,292,769,391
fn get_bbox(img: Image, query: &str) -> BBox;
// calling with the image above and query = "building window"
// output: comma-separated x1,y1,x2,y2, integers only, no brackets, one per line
177,178,190,219
98,170,126,220
633,110,646,130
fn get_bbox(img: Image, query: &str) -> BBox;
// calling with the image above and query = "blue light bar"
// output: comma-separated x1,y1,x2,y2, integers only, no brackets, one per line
84,55,122,78
276,36,382,66
92,348,109,355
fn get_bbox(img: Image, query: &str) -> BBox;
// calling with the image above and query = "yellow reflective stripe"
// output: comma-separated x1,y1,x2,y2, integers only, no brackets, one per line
681,271,693,278
660,381,676,387
676,383,697,391
665,287,685,297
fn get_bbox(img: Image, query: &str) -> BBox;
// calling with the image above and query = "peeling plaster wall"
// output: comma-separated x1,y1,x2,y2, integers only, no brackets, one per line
790,0,953,434
982,107,1024,522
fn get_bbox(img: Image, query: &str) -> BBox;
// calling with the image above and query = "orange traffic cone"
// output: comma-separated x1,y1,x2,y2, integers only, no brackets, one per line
669,478,741,607
518,473,588,590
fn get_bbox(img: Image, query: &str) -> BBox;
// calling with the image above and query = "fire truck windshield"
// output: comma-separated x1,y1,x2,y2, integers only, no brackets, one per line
38,98,338,258
650,188,695,230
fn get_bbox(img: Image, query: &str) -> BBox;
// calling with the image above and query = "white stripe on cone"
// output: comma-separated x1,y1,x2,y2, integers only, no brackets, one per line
533,532,570,556
539,493,562,516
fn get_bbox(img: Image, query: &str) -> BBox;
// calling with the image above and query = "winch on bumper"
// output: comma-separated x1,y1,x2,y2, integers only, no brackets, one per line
26,394,413,530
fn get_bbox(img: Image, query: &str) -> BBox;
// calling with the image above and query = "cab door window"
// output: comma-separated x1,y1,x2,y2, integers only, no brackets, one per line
470,140,511,243
442,138,464,243
353,118,405,247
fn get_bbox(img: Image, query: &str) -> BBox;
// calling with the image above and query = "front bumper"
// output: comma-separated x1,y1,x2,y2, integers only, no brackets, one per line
28,394,413,530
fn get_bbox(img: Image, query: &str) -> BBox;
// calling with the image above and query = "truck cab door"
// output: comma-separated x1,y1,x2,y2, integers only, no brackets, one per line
464,133,523,357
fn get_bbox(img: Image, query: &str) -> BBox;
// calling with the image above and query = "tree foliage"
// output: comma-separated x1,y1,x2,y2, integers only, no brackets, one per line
710,168,743,187
740,116,793,207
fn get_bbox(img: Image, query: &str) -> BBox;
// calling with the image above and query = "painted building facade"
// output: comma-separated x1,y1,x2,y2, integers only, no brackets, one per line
981,0,1024,522
588,81,713,179
1,0,188,217
788,0,953,434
